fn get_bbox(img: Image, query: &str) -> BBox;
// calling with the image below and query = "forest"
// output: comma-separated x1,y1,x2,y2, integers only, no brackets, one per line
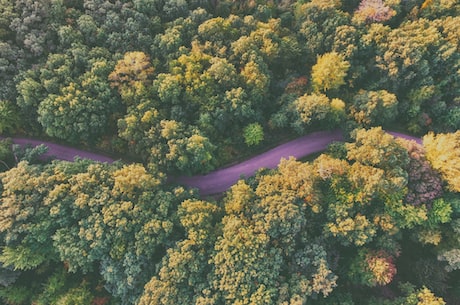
0,0,459,304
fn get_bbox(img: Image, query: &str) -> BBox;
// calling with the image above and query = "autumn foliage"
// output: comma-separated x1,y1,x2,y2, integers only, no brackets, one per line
0,0,459,304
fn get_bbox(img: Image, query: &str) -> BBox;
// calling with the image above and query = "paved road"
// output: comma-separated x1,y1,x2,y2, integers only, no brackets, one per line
1,130,422,195
0,136,115,163
177,130,422,195
176,130,345,195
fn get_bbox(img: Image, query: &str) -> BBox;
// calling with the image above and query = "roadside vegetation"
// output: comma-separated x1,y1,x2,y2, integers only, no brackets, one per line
0,0,459,304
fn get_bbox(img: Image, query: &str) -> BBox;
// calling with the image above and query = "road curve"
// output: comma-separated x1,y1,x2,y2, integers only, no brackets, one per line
1,130,422,196
176,130,422,195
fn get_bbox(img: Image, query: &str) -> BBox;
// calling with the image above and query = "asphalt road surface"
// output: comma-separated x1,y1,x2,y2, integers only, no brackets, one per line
176,130,422,195
2,130,422,195
0,136,115,163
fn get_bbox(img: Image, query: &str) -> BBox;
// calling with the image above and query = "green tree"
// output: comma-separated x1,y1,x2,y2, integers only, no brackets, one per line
0,139,14,171
243,123,264,146
16,70,46,124
138,199,221,305
50,162,185,304
164,128,217,174
38,59,121,144
287,93,345,133
56,25,84,49
83,0,159,53
362,18,460,132
0,42,21,101
11,143,49,165
367,283,446,305
295,0,351,62
76,14,100,47
117,100,162,160
0,162,62,270
349,89,399,127
140,119,218,174
197,16,240,46
0,0,16,40
205,158,338,303
16,46,120,137
0,101,20,134
230,17,301,73
212,215,282,304
9,0,55,57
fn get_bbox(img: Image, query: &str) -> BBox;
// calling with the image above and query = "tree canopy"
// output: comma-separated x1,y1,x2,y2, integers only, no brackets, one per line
0,0,459,304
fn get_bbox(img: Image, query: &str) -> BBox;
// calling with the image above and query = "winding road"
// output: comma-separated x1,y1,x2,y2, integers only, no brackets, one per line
176,130,344,195
0,136,115,163
1,130,422,195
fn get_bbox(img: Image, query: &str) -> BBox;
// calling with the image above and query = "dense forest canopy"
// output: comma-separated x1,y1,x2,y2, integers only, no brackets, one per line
0,0,459,304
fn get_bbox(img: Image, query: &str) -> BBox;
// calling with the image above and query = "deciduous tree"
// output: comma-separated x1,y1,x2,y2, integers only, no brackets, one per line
424,131,460,192
311,51,350,92
362,18,460,132
399,139,443,206
353,0,396,24
138,199,221,305
243,123,264,146
109,51,155,103
38,59,121,143
0,0,16,40
287,93,345,133
0,101,20,134
295,0,350,62
349,89,398,127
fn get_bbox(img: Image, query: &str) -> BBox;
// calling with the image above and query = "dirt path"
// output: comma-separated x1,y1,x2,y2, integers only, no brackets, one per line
2,130,422,195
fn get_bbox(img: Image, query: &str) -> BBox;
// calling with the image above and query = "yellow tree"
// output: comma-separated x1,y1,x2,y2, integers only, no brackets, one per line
138,199,222,305
311,52,350,92
109,51,155,103
349,89,399,127
424,131,460,192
